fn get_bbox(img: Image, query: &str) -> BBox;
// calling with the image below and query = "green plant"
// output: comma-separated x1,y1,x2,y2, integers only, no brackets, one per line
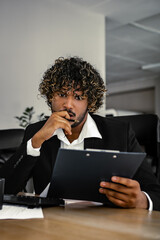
15,107,46,128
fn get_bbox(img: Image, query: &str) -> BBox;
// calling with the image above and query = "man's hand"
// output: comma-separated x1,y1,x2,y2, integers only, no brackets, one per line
99,176,148,209
31,111,72,148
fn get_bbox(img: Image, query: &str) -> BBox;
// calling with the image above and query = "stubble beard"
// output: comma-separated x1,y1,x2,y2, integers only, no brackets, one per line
71,108,88,128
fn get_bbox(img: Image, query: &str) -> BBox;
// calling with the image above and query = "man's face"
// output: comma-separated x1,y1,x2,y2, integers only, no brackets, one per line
51,87,88,128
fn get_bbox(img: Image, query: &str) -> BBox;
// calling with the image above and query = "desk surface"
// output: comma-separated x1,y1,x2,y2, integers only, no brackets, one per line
0,202,160,240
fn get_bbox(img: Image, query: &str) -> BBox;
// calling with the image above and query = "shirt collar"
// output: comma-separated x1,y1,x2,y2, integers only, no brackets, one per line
52,113,102,145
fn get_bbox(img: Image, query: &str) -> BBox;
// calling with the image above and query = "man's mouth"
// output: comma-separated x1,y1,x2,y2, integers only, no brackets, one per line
59,109,79,123
64,110,79,123
65,118,79,123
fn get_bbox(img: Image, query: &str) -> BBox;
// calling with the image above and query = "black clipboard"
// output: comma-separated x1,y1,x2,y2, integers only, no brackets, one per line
47,149,146,204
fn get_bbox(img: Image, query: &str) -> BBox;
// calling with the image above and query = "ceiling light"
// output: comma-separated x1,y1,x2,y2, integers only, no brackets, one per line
141,63,160,70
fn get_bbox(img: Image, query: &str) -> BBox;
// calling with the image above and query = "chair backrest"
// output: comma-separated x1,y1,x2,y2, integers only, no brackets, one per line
0,128,24,166
107,114,160,182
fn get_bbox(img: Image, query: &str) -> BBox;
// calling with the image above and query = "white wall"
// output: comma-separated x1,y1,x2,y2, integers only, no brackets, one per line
0,0,105,129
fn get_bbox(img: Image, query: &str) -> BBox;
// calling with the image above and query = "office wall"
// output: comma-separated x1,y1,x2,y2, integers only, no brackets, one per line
106,78,160,117
106,88,155,114
0,0,105,129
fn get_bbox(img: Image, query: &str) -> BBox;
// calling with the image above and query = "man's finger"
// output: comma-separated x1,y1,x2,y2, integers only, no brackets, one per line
111,176,136,188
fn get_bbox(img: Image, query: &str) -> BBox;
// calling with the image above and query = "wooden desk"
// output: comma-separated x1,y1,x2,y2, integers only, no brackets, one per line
0,202,160,240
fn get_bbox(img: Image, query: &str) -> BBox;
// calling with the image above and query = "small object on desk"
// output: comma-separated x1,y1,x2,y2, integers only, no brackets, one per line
0,205,44,219
3,194,64,208
0,178,5,210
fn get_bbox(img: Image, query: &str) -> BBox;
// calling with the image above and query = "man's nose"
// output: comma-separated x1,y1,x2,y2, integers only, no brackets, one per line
63,96,74,109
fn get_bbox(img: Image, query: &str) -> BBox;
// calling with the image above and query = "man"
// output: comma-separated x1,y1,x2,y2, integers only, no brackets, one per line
1,57,160,210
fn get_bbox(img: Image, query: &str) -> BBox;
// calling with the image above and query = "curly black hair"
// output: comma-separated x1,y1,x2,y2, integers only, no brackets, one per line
39,57,106,112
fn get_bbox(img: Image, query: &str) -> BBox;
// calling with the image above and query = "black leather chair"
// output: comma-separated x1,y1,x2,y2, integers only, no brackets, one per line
0,128,36,192
0,128,24,167
107,114,160,182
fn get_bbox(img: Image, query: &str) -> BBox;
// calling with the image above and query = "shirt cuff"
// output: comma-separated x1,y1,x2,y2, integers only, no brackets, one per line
143,191,153,211
27,139,41,157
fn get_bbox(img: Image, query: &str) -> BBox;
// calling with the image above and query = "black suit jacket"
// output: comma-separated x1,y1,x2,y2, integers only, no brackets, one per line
1,114,160,210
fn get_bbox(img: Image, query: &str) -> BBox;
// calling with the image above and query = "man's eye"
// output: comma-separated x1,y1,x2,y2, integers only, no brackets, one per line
74,95,83,100
58,93,67,97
